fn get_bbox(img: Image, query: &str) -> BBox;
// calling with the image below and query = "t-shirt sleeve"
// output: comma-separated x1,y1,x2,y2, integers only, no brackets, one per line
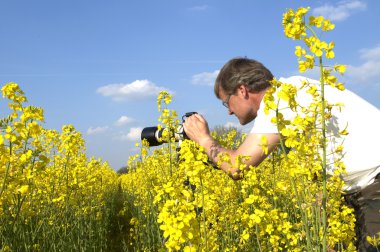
250,76,309,134
250,100,280,134
250,96,298,134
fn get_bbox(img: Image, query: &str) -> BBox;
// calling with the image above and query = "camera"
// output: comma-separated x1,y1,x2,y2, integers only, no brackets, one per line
141,112,197,146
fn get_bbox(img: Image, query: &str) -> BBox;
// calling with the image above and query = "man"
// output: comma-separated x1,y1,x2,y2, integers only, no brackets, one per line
183,57,380,251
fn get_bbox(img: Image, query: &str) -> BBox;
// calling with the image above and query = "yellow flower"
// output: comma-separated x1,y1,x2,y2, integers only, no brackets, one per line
266,223,274,234
326,41,335,59
17,185,29,195
334,64,346,74
184,246,196,252
295,45,306,57
322,19,335,31
260,135,269,155
309,16,324,27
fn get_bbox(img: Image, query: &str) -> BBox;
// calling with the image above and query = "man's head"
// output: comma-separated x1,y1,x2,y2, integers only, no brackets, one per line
215,57,274,125
214,57,274,98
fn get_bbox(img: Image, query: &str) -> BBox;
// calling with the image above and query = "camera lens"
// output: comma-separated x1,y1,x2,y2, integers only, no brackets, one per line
141,127,163,146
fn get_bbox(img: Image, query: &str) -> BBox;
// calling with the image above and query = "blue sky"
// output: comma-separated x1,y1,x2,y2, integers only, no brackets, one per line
1,0,379,170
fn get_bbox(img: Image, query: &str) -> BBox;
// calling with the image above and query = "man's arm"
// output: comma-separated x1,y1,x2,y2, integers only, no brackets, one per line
183,114,281,179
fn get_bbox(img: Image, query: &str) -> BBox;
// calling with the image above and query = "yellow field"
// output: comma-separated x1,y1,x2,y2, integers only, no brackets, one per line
1,7,364,252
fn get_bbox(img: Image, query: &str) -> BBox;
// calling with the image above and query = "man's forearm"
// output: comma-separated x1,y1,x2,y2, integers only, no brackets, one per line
200,137,242,179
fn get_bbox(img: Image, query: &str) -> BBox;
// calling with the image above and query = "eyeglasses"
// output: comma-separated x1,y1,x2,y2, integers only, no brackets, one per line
222,94,232,109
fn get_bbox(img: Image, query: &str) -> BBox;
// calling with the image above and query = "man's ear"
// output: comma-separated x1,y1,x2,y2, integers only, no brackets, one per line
238,84,249,98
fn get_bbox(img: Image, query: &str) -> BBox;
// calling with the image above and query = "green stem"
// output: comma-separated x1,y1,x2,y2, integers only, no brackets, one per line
12,194,26,232
305,24,328,252
255,224,263,252
168,132,173,177
275,93,312,249
199,172,208,250
290,178,312,250
0,142,12,199
319,55,328,252
275,106,287,157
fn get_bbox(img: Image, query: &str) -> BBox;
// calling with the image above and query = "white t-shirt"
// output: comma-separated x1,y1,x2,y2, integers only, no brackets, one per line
251,76,380,193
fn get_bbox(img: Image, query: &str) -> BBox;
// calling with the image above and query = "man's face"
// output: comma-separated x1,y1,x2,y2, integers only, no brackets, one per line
219,85,259,125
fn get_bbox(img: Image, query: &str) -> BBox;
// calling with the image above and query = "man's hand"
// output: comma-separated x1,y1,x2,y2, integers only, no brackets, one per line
183,113,214,146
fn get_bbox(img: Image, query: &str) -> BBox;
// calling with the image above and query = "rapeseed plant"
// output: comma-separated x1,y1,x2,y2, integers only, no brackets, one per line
0,5,358,252
0,83,119,251
119,6,356,252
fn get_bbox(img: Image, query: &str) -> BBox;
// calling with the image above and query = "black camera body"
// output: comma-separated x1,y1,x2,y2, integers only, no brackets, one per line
141,112,197,146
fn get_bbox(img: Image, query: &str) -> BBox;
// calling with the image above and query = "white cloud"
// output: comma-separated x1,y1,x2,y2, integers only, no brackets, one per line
312,0,367,21
115,115,135,126
87,126,109,135
358,44,380,61
346,44,380,87
191,70,219,86
97,80,173,102
120,127,142,142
